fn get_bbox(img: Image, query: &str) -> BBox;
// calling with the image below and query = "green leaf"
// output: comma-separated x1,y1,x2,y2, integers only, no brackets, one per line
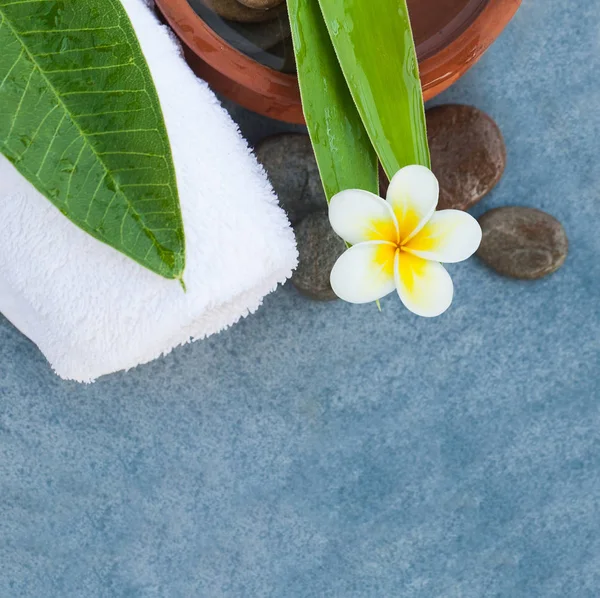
316,0,430,179
0,0,185,280
288,0,378,200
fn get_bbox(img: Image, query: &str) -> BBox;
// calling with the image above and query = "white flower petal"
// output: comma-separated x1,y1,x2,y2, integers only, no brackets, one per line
330,241,397,304
329,189,398,245
403,210,482,263
386,165,439,243
394,251,454,317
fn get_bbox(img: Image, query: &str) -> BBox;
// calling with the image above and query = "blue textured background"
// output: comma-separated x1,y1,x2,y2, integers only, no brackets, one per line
1,1,599,596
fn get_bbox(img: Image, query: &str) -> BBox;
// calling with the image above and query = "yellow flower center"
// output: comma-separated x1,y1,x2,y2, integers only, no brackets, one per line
369,204,431,279
364,218,398,243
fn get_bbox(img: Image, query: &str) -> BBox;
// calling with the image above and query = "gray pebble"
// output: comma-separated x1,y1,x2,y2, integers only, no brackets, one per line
228,14,290,51
292,212,345,301
255,134,326,225
199,0,284,23
238,0,283,8
477,207,568,279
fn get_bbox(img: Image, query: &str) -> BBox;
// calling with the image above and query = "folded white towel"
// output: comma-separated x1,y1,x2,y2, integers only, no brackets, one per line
0,0,297,382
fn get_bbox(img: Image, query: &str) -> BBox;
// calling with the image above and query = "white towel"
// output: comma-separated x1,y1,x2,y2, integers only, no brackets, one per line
0,0,297,382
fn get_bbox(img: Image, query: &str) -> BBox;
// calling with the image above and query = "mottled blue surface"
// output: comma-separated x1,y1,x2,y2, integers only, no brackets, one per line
1,1,599,596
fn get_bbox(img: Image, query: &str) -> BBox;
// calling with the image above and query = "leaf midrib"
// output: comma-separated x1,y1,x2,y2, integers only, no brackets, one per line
0,7,172,264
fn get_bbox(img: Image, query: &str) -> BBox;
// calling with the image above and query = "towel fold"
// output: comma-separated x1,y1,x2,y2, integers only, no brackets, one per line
0,0,297,382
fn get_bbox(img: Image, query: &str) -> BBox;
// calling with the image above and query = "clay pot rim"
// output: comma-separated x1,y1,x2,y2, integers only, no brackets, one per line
155,0,521,123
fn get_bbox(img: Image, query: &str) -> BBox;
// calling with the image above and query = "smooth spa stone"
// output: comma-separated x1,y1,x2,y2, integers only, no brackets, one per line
427,104,506,211
228,14,291,51
477,207,568,279
237,0,283,9
255,134,327,225
291,211,345,301
198,0,284,23
378,105,506,209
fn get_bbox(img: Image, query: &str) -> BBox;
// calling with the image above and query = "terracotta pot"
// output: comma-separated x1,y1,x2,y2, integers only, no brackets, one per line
155,0,521,124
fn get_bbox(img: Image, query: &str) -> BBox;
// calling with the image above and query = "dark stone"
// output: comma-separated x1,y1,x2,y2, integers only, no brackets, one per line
379,163,390,197
477,207,568,279
200,0,285,23
238,0,283,8
228,14,290,51
255,134,326,225
292,212,346,301
426,104,506,210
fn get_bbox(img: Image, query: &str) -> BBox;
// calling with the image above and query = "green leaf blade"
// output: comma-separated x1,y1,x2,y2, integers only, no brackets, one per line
316,0,430,178
0,0,185,279
288,0,378,200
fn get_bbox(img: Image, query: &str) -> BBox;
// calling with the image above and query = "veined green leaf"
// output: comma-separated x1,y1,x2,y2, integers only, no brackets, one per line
288,0,378,200
0,0,185,280
316,0,430,179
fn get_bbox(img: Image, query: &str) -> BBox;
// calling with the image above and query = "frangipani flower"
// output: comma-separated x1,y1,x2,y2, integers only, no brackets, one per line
329,165,482,317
